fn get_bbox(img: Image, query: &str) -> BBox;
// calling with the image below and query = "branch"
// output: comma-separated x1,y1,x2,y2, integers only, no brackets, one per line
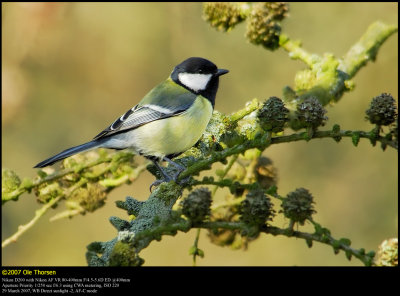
2,178,88,248
2,150,136,203
340,21,398,77
279,34,319,67
103,217,375,266
227,98,260,122
280,21,397,108
179,125,396,182
2,154,148,248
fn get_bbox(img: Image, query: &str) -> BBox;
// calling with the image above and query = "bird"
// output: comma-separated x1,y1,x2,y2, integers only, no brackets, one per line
34,57,229,189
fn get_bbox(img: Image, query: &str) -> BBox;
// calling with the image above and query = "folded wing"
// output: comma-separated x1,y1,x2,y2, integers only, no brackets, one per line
93,81,198,140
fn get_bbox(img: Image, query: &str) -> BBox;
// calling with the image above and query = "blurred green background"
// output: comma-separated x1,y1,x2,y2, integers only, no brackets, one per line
2,2,398,266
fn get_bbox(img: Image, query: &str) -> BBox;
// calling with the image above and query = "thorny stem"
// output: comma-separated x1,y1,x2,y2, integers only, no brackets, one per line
307,220,374,266
179,127,396,183
129,218,375,266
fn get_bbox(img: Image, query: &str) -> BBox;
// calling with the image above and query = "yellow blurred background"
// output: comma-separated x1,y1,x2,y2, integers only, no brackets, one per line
2,2,398,266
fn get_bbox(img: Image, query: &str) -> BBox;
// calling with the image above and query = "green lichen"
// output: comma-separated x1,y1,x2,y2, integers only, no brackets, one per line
220,130,247,148
109,241,144,266
341,21,398,77
237,115,263,140
374,238,398,266
198,110,230,155
69,183,106,212
2,168,21,203
295,54,342,106
155,182,182,206
35,183,62,203
109,216,131,231
115,196,144,216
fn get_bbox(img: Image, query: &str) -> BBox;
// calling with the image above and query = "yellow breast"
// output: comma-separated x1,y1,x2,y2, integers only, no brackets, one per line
132,96,213,158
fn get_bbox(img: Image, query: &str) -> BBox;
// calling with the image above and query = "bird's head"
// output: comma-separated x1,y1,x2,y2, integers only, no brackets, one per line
171,57,229,94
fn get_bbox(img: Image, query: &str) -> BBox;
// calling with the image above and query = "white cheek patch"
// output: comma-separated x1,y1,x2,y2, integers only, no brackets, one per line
178,73,212,92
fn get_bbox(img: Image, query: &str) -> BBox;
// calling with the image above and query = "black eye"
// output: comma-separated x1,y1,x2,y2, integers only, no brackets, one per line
198,69,203,73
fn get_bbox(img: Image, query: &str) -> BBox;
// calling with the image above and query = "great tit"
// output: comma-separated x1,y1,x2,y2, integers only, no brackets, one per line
34,57,229,187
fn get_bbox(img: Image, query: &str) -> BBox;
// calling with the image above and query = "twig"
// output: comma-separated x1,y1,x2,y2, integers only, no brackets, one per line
211,196,245,211
2,178,88,248
340,21,398,77
2,195,64,248
279,34,319,67
3,151,135,203
192,229,201,266
227,98,260,122
211,154,239,196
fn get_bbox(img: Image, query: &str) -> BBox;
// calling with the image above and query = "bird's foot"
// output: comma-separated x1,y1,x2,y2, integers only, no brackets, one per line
149,171,191,192
149,157,192,192
149,172,173,192
149,179,164,192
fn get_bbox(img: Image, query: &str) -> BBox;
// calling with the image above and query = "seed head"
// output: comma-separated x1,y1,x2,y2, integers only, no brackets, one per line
366,93,397,126
203,2,247,32
282,188,316,225
240,189,275,226
181,188,212,223
296,96,328,129
258,96,289,132
246,2,289,50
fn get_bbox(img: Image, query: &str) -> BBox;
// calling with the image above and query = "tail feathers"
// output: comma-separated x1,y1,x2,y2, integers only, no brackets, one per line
34,140,103,168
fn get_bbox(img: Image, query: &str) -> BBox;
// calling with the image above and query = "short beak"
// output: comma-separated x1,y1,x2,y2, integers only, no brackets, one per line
216,69,229,76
